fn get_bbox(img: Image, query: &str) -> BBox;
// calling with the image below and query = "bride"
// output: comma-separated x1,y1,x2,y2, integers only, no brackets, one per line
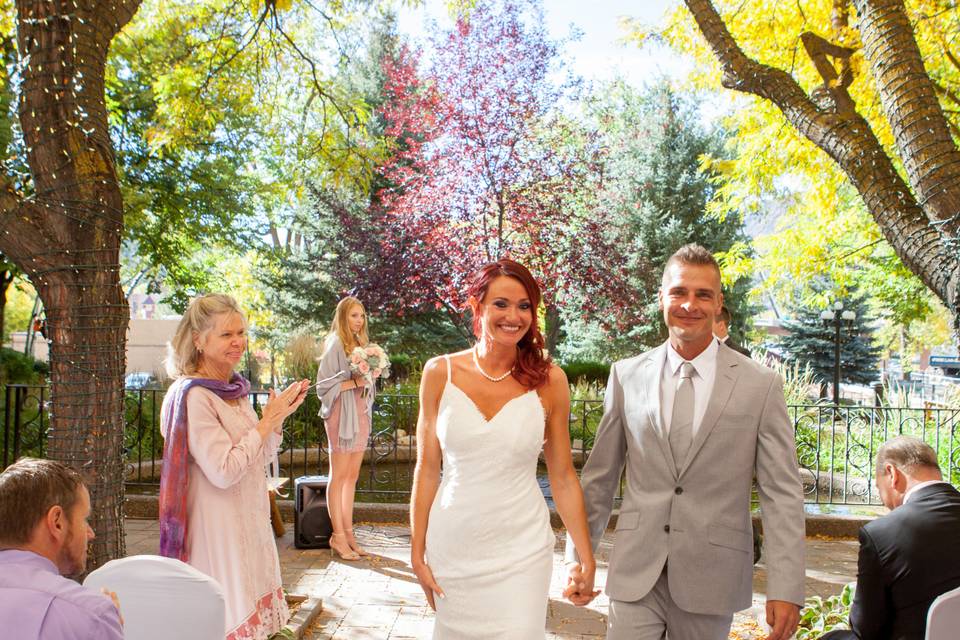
410,258,598,638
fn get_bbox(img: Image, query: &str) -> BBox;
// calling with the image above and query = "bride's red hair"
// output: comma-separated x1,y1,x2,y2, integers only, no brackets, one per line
466,259,552,390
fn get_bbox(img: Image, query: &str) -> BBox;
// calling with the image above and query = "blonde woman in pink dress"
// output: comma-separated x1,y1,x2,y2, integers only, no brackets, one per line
315,296,376,560
159,294,310,640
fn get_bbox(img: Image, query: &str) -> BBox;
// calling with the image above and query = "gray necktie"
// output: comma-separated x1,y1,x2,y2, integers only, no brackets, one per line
670,362,695,471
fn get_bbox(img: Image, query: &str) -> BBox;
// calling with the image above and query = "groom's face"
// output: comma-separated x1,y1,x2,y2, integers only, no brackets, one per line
659,262,723,349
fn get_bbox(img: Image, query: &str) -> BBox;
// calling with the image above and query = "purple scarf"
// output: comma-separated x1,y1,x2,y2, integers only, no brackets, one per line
159,373,251,561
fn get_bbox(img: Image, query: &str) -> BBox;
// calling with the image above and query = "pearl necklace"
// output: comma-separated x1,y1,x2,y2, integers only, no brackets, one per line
472,347,513,382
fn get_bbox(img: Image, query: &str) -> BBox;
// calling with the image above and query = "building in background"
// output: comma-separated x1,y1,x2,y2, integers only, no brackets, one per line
7,292,180,379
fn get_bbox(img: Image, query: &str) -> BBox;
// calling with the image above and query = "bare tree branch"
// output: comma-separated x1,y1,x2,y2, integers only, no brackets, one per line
800,31,855,114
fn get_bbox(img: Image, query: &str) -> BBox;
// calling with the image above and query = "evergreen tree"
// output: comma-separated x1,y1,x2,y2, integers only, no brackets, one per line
779,281,882,391
558,81,754,361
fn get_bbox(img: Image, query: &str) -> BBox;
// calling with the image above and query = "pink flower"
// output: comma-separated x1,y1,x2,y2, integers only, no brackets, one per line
358,361,370,374
366,346,377,356
350,353,362,365
373,368,382,379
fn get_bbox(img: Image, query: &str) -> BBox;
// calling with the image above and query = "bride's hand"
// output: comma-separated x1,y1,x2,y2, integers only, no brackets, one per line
563,561,599,606
412,560,445,610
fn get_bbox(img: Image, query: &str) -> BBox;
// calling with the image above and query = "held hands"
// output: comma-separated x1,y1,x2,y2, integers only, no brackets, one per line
764,600,800,640
412,559,445,610
563,561,600,606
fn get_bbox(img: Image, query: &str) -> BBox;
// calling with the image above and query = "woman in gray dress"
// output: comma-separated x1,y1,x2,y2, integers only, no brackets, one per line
315,296,375,560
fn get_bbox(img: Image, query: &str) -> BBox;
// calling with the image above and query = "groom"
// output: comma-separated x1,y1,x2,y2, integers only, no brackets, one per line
565,244,805,640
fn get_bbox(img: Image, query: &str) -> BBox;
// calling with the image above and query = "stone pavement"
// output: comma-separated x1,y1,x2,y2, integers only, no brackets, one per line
124,519,858,639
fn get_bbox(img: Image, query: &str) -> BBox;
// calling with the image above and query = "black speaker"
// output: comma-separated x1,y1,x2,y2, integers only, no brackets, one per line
294,475,332,549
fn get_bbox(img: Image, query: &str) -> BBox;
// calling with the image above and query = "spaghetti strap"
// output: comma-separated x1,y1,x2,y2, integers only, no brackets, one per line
443,354,452,383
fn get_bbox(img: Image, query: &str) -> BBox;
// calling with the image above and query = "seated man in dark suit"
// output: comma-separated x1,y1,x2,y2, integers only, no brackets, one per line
824,435,960,640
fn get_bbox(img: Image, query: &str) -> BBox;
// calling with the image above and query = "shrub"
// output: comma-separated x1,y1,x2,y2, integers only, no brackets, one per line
283,332,321,381
796,582,854,639
756,349,818,406
561,360,610,385
388,353,415,381
569,378,605,402
0,347,46,385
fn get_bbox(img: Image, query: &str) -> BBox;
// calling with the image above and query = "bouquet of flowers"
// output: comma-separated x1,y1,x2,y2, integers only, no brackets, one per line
349,343,391,396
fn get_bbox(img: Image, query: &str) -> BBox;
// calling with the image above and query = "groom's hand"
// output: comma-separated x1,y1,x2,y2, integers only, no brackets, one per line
765,599,800,640
563,562,599,606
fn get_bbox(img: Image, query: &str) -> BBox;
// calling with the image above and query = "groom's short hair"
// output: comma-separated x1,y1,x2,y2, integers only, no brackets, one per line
662,244,721,285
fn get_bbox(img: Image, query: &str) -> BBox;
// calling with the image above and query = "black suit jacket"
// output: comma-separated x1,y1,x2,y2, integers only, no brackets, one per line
721,336,751,358
830,483,960,640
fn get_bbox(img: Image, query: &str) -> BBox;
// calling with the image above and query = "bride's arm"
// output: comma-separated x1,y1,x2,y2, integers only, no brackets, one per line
542,365,598,604
410,356,446,610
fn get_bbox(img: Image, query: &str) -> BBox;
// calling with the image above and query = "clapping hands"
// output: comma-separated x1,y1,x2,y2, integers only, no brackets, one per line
259,380,311,436
563,561,600,606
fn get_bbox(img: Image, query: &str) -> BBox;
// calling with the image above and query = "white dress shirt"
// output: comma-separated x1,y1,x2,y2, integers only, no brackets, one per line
660,338,719,439
903,479,950,505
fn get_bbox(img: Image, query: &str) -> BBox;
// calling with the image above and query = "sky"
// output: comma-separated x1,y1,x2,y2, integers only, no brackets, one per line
395,0,690,87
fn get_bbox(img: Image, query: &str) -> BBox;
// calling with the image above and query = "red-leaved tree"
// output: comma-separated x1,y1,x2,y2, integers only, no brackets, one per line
369,0,614,347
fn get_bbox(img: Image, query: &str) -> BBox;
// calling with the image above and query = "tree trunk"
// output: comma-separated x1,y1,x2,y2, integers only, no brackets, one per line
0,269,11,343
853,0,960,236
0,0,141,570
41,275,129,567
544,303,561,356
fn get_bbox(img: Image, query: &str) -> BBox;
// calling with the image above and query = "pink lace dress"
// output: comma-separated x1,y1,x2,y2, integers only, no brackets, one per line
324,389,371,453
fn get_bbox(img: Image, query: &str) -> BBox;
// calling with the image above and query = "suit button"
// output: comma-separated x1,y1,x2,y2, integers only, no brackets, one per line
664,525,670,533
675,487,683,495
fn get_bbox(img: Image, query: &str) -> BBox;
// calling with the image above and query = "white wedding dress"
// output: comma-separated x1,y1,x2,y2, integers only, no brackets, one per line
426,356,555,639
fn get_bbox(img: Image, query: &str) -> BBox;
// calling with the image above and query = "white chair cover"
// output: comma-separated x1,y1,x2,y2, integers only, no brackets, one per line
83,555,226,640
927,585,960,639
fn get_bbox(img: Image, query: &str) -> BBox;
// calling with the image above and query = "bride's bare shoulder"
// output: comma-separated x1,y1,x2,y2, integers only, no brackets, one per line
538,364,570,406
546,363,569,389
421,350,470,389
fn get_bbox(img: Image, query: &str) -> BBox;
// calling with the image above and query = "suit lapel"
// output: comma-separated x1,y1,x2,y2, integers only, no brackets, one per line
641,345,676,479
678,345,741,477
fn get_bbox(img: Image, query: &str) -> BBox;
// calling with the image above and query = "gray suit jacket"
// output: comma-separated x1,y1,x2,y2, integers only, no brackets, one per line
567,342,805,615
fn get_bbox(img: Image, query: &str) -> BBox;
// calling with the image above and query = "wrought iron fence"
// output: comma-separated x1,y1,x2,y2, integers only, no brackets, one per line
3,384,959,506
791,403,960,504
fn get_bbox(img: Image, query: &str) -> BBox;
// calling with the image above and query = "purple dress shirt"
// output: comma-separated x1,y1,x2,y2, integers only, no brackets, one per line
0,549,124,639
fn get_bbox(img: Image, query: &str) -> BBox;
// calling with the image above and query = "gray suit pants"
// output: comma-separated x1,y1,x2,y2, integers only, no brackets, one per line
608,569,733,640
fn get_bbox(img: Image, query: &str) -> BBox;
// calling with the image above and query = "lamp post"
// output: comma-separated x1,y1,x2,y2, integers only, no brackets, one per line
820,301,856,405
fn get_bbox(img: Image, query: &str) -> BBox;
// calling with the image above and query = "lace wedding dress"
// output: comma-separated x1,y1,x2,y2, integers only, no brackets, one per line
425,355,555,639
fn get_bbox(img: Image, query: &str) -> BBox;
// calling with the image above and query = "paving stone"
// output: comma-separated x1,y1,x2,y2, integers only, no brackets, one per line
340,604,401,629
124,518,856,639
388,616,436,638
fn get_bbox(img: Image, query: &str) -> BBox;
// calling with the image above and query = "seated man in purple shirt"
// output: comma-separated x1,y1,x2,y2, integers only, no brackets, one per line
0,457,123,639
